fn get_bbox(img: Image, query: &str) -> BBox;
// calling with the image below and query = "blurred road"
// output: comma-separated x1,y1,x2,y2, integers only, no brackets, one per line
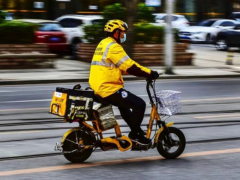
189,43,240,68
0,43,240,85
0,78,240,179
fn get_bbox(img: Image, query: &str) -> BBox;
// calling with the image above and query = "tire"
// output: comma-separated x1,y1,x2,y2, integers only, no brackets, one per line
70,38,80,60
157,127,186,159
215,38,228,51
62,130,95,163
206,34,212,44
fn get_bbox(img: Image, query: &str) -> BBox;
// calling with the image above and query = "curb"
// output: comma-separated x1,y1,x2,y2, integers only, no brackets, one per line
1,74,240,85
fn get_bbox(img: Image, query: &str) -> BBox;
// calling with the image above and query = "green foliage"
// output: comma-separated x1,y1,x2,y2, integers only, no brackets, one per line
0,7,6,23
84,3,179,44
134,23,179,44
83,24,105,43
102,3,154,23
103,3,126,22
137,3,155,23
134,23,165,44
0,20,38,44
84,22,179,44
173,28,180,42
84,3,126,43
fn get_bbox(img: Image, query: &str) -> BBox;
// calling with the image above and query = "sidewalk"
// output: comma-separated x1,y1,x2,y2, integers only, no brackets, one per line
0,48,240,85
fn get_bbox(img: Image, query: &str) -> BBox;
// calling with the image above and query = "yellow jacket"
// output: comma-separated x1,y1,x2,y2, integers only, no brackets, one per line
89,37,151,98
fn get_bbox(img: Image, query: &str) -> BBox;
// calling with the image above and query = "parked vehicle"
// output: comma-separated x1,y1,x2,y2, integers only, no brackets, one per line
178,19,240,43
5,12,13,21
228,12,240,22
215,24,240,50
18,19,67,54
152,13,190,29
0,10,13,22
55,15,104,59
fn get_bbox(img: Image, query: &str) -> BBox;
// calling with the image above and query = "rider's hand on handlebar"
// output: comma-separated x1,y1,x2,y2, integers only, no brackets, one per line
150,70,160,80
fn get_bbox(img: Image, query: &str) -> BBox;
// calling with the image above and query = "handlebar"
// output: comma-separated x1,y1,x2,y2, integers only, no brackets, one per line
146,80,154,104
146,72,163,105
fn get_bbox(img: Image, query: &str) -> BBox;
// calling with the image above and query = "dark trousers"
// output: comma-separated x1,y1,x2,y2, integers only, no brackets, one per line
104,89,146,133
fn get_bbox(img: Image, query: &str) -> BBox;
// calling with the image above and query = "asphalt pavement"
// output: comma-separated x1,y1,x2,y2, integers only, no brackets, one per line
0,79,240,179
0,44,240,85
1,44,240,179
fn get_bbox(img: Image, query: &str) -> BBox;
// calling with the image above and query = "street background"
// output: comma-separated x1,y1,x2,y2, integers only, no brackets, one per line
1,0,240,179
0,44,240,179
0,44,240,84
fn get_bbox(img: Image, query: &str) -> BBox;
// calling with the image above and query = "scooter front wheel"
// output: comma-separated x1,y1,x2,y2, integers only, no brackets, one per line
62,130,95,163
157,127,186,159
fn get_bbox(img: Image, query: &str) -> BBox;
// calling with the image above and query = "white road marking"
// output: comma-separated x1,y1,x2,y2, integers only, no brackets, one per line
195,113,240,119
182,97,240,102
0,131,44,135
0,89,54,93
124,78,240,84
0,108,48,112
136,96,240,102
0,99,51,103
0,97,240,104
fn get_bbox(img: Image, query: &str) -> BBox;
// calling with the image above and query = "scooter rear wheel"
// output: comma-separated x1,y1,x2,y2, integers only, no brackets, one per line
62,130,95,163
157,127,186,159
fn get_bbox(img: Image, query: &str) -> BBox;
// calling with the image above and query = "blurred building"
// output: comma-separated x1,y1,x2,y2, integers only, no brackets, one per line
0,0,119,20
175,0,239,23
0,0,240,22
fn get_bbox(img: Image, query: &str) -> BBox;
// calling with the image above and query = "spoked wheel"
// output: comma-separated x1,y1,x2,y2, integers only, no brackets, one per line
62,130,95,163
157,127,186,159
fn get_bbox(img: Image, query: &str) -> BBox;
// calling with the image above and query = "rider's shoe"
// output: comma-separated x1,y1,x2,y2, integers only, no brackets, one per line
140,128,146,136
128,131,151,145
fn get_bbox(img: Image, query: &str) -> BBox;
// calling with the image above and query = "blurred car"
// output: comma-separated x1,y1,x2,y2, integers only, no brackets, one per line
0,10,13,21
55,15,104,59
215,24,240,50
5,12,13,20
152,13,190,29
228,12,240,22
18,19,67,54
178,19,240,43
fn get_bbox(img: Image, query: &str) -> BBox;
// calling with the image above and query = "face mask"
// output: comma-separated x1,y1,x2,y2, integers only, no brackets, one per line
120,33,126,43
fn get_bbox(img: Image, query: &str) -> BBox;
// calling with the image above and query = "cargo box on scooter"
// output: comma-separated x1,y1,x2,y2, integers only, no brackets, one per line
49,87,94,122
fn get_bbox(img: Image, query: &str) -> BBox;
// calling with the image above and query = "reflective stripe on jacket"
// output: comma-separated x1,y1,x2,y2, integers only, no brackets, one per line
89,37,151,98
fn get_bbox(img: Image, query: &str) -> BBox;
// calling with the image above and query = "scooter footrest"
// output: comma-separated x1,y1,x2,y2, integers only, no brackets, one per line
131,142,152,151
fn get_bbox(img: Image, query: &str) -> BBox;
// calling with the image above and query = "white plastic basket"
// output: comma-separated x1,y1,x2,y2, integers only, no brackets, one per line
153,90,181,116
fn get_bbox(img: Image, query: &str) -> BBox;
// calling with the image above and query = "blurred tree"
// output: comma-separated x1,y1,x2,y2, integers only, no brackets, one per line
137,3,154,23
0,6,6,23
0,20,37,44
122,0,139,57
103,3,126,22
99,0,115,10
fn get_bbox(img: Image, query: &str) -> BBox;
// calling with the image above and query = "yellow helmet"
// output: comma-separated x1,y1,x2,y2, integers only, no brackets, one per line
104,19,128,33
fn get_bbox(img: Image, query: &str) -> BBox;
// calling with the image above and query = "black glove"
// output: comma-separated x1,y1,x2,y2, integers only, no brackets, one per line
150,70,159,79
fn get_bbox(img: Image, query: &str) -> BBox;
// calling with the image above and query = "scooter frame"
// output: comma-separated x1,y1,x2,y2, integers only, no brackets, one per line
58,79,174,152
